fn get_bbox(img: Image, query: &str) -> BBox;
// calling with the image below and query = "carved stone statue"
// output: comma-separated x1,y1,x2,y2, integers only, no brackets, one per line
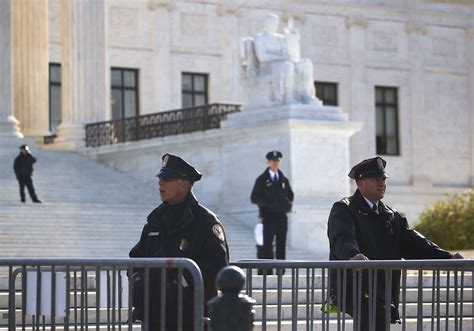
241,14,321,108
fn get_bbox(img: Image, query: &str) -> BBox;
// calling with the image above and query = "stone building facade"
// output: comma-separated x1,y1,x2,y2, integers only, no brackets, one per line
1,0,473,251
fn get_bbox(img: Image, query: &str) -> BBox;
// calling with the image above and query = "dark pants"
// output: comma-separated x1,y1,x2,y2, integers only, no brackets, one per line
17,177,39,202
262,212,288,260
346,297,388,331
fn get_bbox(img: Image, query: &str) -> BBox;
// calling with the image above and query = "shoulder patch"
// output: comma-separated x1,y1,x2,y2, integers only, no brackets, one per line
212,224,225,242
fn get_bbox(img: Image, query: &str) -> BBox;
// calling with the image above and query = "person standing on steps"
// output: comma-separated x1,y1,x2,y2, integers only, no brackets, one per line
251,150,294,274
13,144,41,203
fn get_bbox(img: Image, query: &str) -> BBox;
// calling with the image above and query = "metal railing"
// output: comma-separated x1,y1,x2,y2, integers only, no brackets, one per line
2,258,205,331
233,259,474,331
85,103,241,147
43,134,57,145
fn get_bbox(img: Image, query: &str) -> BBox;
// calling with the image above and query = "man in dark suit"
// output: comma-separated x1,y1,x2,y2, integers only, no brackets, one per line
251,150,294,266
327,156,463,330
13,144,41,203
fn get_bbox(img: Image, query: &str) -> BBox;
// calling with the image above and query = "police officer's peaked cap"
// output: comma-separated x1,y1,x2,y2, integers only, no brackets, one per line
266,150,283,161
348,157,389,180
19,144,30,151
156,153,202,182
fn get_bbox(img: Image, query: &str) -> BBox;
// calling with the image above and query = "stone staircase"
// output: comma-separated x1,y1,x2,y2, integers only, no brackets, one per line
0,144,317,261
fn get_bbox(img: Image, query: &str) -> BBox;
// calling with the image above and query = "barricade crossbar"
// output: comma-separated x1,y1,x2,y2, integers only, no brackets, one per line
234,259,474,331
1,258,205,331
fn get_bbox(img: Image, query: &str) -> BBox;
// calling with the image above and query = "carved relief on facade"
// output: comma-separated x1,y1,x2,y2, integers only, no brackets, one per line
180,13,208,37
432,37,458,57
313,25,338,48
110,6,139,31
372,31,398,52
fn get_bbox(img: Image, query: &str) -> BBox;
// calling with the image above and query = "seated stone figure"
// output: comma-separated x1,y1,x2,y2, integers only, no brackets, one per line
241,14,321,108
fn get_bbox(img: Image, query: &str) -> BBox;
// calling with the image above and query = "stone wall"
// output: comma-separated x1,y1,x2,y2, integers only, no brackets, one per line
48,0,473,224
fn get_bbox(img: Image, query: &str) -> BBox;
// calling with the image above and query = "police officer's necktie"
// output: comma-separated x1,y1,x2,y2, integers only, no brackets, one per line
372,204,378,214
273,174,278,182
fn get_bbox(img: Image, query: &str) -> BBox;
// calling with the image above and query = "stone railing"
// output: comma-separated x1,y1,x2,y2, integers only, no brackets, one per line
85,103,241,148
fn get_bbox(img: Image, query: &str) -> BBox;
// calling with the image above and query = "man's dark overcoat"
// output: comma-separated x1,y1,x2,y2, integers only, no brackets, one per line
129,193,229,329
14,152,36,179
251,168,294,215
327,189,452,323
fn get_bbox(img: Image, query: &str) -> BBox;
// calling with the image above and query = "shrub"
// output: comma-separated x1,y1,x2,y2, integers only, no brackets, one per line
414,189,474,250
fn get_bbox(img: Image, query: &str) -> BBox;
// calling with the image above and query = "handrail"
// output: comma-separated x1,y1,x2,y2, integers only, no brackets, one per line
85,103,241,147
233,259,474,270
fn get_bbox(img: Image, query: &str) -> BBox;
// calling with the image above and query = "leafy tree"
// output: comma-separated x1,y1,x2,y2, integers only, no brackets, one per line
415,189,474,250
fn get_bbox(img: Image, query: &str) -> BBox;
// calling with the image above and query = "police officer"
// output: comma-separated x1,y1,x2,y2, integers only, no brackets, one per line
13,145,41,203
129,153,229,331
327,157,463,330
251,151,294,267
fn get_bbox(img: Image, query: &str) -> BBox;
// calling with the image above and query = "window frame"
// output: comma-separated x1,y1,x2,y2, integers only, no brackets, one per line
48,63,62,133
111,67,140,120
181,72,209,108
314,81,338,106
375,86,400,156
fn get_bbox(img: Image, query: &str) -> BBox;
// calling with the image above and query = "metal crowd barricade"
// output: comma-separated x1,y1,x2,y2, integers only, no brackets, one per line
233,259,474,331
2,258,205,331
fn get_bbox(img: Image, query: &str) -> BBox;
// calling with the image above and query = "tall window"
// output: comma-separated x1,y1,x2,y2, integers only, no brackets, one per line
181,72,208,108
375,86,399,155
314,81,338,106
111,68,139,120
49,63,62,134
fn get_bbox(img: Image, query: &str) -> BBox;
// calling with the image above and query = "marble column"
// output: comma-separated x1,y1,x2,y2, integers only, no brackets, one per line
11,0,50,139
216,4,241,103
406,22,431,187
149,0,173,111
468,27,474,186
0,0,23,146
345,15,369,160
56,0,108,150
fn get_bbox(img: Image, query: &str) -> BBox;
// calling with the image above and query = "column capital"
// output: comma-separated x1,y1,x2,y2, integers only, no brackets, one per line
216,4,241,17
147,0,174,11
405,21,427,35
345,15,368,29
281,11,306,24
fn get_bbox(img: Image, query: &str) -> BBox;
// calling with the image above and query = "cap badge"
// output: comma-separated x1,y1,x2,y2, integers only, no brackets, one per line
162,154,169,167
377,158,384,169
273,151,277,157
212,224,225,242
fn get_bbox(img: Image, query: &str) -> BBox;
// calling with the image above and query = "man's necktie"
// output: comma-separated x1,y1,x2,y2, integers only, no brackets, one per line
273,174,278,182
372,204,378,214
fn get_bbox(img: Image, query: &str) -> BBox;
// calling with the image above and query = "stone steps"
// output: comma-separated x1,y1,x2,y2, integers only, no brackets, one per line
0,146,276,262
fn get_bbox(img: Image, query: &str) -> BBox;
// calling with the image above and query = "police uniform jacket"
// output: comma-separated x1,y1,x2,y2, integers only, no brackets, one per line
129,193,229,327
13,153,36,179
327,189,452,320
250,168,294,215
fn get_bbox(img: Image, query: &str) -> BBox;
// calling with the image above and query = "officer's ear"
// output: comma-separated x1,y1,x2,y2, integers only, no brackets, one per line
179,179,193,191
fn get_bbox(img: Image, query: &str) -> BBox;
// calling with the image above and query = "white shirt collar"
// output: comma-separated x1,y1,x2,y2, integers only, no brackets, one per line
268,169,278,179
362,195,378,211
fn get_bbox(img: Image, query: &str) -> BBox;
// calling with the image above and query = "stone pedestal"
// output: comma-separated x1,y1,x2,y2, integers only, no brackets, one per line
220,104,361,256
85,104,360,257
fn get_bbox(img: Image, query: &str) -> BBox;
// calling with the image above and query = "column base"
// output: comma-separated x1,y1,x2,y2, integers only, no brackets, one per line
54,123,86,150
0,116,24,146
